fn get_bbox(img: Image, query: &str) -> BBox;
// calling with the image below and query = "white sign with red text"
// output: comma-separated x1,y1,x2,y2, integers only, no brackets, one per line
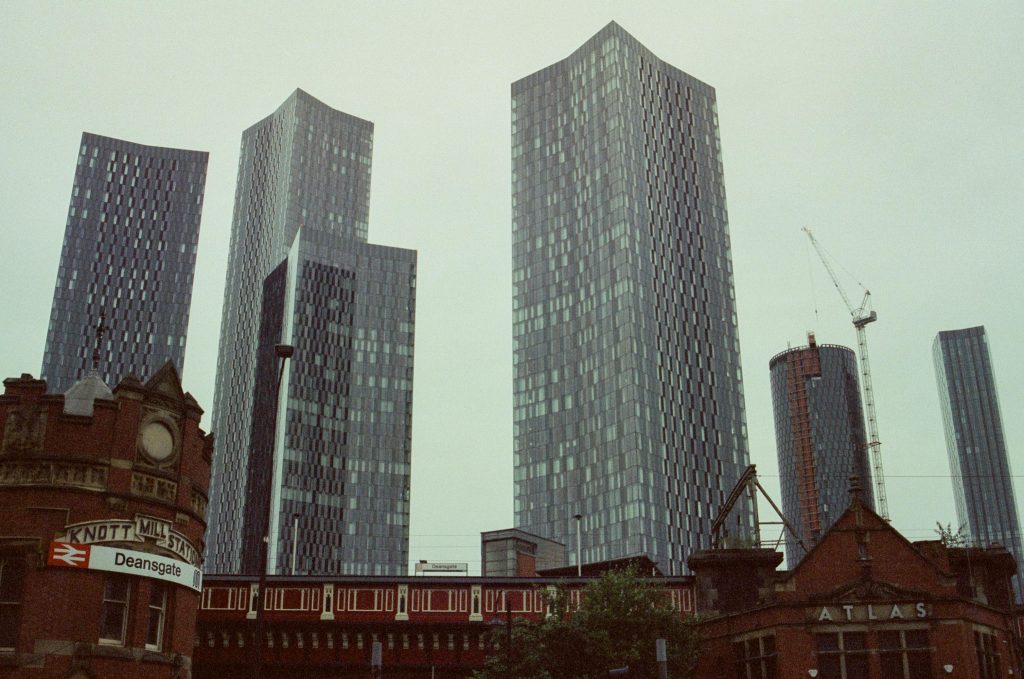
48,542,202,592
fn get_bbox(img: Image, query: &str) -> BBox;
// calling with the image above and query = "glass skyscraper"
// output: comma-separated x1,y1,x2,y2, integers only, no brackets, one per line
511,23,751,574
206,90,416,576
41,132,207,392
933,326,1022,599
770,335,873,567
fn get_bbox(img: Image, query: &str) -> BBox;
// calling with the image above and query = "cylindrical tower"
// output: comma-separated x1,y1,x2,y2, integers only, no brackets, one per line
769,334,872,567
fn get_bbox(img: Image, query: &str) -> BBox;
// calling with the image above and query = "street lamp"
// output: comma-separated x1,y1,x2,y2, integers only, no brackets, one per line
488,591,514,667
574,513,583,577
290,513,301,575
252,343,293,679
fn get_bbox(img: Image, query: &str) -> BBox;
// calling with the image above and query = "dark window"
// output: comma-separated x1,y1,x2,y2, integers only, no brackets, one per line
0,557,27,648
815,632,868,679
145,583,168,650
732,634,777,679
99,575,131,644
879,629,932,679
975,630,1001,679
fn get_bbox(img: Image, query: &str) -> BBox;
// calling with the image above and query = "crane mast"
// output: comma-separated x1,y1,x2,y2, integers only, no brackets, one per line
802,228,889,520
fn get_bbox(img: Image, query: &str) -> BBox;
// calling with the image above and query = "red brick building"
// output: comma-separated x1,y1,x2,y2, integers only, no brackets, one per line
194,488,1024,678
691,486,1024,678
6,363,1021,678
0,363,212,678
194,572,693,678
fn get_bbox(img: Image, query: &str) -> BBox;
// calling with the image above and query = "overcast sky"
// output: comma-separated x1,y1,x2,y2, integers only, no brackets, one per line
2,2,1022,573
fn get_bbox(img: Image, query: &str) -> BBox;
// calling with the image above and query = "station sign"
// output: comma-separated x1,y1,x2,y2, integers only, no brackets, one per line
415,561,469,574
56,514,200,565
48,542,202,592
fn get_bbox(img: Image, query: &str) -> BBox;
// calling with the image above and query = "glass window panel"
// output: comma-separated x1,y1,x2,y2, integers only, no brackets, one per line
907,653,932,679
845,654,869,679
879,653,903,676
146,584,167,650
843,632,866,650
904,629,929,648
818,655,841,679
0,557,25,648
99,576,130,644
878,630,901,649
815,633,840,652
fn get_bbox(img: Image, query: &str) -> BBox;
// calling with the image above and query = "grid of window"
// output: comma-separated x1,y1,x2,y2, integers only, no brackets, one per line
732,634,777,679
511,22,750,574
239,222,415,576
770,343,873,566
933,326,1023,600
815,631,868,679
41,132,207,393
207,89,386,575
99,575,131,645
0,557,26,648
878,629,931,679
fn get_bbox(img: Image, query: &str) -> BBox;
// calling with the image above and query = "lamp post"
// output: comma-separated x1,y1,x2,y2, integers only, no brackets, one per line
290,513,300,575
502,591,513,666
506,594,513,663
488,591,514,668
574,513,583,576
252,343,293,679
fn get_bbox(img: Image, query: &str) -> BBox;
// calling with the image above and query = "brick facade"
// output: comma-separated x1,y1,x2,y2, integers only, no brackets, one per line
194,574,694,678
0,363,212,678
194,494,1024,678
692,492,1024,678
5,360,1023,678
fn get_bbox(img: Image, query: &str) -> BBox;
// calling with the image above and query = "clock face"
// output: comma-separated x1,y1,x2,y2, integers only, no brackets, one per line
140,421,175,462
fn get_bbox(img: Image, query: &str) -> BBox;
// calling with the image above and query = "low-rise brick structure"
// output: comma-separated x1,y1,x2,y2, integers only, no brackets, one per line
0,363,212,678
691,484,1024,678
194,486,1024,678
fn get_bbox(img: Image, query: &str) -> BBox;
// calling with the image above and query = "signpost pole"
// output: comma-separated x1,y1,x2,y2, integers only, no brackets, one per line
252,344,293,679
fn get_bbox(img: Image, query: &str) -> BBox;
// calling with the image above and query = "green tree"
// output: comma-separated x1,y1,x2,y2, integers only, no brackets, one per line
935,521,968,547
473,567,699,679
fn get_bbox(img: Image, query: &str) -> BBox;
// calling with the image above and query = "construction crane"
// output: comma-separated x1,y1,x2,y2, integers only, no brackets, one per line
802,227,889,521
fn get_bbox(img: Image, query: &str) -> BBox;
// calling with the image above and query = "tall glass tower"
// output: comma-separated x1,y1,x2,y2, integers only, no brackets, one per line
770,335,873,567
933,326,1023,599
41,132,207,391
511,23,751,574
206,90,416,576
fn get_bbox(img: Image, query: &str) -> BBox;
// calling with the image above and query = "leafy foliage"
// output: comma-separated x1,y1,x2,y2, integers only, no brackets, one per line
935,521,968,547
473,567,699,679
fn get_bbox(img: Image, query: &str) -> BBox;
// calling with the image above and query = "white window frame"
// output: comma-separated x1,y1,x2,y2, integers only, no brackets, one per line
145,583,168,651
99,575,131,645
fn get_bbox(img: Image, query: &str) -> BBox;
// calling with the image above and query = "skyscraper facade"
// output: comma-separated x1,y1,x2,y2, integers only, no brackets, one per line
933,325,1023,599
769,335,873,567
41,132,207,391
206,90,416,576
511,23,750,574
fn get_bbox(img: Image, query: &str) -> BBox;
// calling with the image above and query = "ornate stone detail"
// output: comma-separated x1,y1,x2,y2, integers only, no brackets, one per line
0,460,106,490
131,471,177,503
811,578,930,604
191,490,208,519
1,406,47,455
135,410,181,470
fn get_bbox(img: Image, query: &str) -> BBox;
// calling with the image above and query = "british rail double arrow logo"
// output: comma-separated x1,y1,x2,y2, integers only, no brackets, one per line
48,542,91,568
